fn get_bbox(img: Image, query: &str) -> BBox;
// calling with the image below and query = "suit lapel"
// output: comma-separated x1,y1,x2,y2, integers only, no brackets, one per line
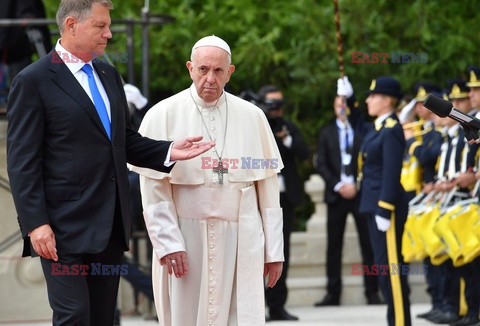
49,55,109,139
331,123,342,167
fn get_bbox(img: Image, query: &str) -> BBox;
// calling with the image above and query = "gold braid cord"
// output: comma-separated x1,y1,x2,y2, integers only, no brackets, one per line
333,0,344,78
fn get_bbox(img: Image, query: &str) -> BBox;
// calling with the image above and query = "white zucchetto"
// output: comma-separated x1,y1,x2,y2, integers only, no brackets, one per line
191,35,231,56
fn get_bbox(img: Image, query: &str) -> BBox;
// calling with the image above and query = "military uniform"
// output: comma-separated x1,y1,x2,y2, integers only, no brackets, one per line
355,76,411,326
403,84,445,321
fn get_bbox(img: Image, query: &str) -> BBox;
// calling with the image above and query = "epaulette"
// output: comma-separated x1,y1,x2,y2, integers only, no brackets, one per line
384,117,398,129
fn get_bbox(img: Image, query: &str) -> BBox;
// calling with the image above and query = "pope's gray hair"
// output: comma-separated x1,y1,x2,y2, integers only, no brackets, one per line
56,0,114,34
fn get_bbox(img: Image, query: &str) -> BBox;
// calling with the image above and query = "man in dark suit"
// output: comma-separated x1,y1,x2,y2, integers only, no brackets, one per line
6,1,214,325
314,91,381,306
258,85,309,322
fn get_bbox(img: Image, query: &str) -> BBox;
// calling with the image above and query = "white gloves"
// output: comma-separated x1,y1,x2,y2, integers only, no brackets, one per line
124,83,148,110
337,76,354,98
398,99,417,124
375,215,391,232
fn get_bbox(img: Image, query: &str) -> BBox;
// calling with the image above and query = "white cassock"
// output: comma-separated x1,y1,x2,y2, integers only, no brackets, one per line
130,84,284,326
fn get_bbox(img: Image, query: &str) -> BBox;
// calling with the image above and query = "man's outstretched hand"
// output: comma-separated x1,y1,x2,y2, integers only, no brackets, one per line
170,136,215,161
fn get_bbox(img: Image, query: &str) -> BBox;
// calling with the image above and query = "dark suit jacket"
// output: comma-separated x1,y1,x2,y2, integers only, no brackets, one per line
276,120,309,207
357,114,406,218
7,51,173,256
315,121,362,204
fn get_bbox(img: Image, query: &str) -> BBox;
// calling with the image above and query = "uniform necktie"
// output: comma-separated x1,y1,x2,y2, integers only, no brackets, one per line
81,64,111,139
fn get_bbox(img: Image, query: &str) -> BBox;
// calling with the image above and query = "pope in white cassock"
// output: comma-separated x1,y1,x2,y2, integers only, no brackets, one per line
130,35,285,325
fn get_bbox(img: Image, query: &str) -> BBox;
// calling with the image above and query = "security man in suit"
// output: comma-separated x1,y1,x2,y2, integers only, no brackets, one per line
314,82,382,306
345,76,412,326
6,1,214,325
258,85,309,321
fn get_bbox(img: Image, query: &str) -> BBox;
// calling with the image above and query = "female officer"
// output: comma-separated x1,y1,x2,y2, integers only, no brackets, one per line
341,76,411,326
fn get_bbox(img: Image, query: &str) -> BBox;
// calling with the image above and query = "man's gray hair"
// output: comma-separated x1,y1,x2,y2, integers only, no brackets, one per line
56,0,114,34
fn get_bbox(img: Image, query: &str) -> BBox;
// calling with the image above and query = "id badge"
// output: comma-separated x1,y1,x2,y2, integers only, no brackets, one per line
342,153,352,166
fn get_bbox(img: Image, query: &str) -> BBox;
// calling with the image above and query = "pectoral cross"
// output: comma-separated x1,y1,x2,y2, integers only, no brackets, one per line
213,161,228,185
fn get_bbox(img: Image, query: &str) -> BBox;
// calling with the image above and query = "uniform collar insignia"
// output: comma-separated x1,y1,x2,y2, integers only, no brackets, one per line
384,117,398,128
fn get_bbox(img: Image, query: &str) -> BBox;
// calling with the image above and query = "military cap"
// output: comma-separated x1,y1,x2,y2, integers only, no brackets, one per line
445,79,469,100
413,82,442,102
466,65,480,88
365,76,403,100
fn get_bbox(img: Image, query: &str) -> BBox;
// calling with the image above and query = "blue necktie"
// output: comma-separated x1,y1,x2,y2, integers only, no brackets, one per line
81,64,111,139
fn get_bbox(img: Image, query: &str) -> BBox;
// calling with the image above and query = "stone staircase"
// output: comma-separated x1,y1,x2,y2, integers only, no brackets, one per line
285,174,430,306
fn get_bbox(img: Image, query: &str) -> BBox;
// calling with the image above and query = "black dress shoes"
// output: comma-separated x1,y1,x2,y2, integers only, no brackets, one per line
366,293,384,305
268,308,299,321
450,314,480,326
428,310,461,324
314,294,340,307
417,308,441,319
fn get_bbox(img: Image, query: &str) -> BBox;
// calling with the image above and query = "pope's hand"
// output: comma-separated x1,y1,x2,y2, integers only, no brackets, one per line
30,224,58,261
170,136,215,161
161,251,188,278
337,76,354,98
264,261,283,288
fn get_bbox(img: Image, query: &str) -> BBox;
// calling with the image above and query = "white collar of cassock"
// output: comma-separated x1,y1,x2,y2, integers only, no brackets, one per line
189,83,226,109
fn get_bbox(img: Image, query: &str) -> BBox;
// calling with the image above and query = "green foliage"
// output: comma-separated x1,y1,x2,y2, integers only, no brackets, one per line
42,0,480,229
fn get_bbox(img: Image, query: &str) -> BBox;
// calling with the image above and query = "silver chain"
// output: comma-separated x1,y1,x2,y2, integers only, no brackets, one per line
189,89,228,161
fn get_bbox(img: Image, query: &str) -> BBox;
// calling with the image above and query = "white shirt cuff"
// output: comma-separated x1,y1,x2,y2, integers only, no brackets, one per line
164,142,175,167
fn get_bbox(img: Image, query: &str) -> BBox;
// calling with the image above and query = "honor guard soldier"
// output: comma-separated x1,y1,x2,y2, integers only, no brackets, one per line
403,85,445,322
402,82,443,198
466,65,480,114
346,76,412,326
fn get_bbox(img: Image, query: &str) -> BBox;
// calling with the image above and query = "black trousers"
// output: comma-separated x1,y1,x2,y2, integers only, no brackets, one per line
367,210,411,326
40,206,125,326
423,258,445,310
325,197,378,299
265,194,294,312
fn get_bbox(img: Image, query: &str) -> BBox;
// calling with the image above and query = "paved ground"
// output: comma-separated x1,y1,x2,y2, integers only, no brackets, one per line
0,303,435,325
